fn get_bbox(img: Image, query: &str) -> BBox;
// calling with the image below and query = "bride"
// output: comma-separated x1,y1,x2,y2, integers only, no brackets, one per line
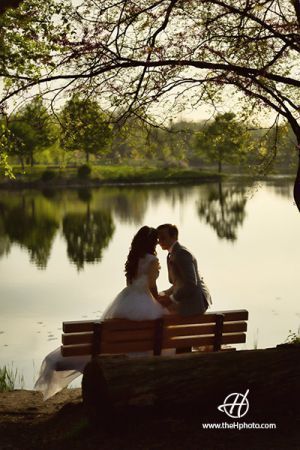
35,226,171,400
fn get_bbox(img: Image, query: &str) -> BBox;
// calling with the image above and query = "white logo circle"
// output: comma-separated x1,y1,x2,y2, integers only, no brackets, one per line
217,389,249,418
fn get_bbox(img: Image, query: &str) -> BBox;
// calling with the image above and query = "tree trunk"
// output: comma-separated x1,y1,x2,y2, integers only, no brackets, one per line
218,149,222,174
19,156,24,172
30,150,34,167
86,152,89,164
218,159,222,174
82,348,300,426
294,142,300,212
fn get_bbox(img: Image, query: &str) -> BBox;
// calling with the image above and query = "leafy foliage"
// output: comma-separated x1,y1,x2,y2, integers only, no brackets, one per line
1,1,299,132
0,123,15,177
0,0,72,82
60,94,112,163
194,113,251,173
0,1,299,209
8,97,55,166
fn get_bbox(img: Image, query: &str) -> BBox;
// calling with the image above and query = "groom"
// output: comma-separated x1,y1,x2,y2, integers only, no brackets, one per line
156,224,212,316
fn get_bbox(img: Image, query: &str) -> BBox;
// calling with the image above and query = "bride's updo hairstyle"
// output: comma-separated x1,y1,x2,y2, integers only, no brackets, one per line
125,226,158,284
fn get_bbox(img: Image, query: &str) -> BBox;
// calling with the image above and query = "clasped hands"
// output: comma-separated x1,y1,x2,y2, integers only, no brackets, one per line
157,293,173,308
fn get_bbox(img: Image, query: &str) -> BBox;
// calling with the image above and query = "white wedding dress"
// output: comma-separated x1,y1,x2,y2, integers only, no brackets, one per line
102,254,164,320
35,254,172,400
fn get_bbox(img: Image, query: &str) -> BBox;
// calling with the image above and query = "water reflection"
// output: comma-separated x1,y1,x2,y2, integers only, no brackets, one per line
0,194,59,268
0,179,298,390
267,180,294,199
0,181,256,267
197,181,247,241
62,200,115,271
0,234,11,257
99,187,148,224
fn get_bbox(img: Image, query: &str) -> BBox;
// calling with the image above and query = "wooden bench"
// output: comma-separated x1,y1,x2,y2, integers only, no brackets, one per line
61,309,249,358
61,309,249,425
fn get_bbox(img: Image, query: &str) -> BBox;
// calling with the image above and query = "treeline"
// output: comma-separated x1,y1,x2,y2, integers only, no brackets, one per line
1,95,297,173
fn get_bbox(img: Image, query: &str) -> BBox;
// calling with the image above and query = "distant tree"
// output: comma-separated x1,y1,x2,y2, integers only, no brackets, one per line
60,94,112,164
194,113,250,173
109,115,147,162
147,123,188,165
9,97,54,167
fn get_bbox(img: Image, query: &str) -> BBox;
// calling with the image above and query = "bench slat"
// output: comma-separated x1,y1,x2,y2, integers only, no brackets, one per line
62,328,156,345
63,318,157,333
62,332,93,345
61,339,155,357
61,344,93,357
61,332,246,357
165,321,247,338
62,310,248,333
163,332,246,349
62,322,248,345
164,310,248,325
61,310,248,357
103,319,157,331
63,320,100,333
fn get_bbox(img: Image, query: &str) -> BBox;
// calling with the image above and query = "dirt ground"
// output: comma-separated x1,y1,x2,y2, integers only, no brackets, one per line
1,387,300,450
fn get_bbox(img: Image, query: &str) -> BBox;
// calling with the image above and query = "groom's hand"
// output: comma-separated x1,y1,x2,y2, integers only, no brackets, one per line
157,295,172,307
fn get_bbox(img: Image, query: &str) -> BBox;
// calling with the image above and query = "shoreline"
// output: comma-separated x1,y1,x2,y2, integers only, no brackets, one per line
0,170,295,191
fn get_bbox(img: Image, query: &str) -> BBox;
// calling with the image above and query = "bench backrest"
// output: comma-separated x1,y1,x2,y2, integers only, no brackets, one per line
61,309,248,357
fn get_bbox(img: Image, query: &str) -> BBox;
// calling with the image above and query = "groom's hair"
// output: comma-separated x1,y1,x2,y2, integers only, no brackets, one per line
157,224,178,239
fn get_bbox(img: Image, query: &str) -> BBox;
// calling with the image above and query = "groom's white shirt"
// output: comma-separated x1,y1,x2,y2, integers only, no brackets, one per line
168,240,178,254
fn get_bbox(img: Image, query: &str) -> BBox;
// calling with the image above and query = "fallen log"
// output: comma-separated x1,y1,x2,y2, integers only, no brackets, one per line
82,347,300,426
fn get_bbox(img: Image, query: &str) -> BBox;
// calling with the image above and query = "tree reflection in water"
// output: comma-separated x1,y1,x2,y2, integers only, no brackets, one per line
0,195,59,268
197,181,248,241
0,227,11,257
62,190,115,270
0,181,253,268
268,181,294,199
100,187,148,225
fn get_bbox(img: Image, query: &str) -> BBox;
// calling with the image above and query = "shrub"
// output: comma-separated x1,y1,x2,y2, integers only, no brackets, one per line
77,164,91,179
285,330,300,345
41,169,56,182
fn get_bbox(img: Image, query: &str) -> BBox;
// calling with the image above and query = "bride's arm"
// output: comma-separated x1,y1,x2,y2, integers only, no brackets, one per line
148,258,160,299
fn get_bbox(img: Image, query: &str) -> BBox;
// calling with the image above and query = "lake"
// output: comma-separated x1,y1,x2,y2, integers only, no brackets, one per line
0,178,299,389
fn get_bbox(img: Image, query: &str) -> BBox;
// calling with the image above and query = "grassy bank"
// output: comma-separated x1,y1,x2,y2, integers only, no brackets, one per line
0,165,221,188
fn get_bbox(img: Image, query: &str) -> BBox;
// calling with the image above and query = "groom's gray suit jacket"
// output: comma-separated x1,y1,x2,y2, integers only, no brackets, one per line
165,242,212,316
